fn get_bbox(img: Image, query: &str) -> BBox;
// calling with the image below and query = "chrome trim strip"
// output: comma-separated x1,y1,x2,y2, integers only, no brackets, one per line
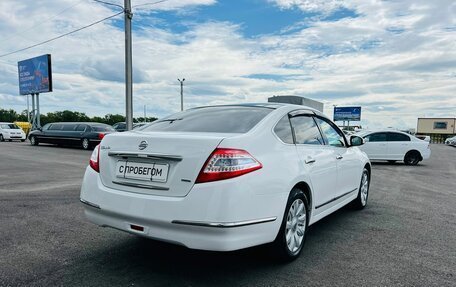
108,151,183,161
112,180,170,190
80,198,101,209
172,217,277,228
315,188,358,209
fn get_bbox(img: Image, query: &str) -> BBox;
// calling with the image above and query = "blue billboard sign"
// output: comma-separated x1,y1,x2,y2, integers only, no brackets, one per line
18,54,52,95
333,106,361,121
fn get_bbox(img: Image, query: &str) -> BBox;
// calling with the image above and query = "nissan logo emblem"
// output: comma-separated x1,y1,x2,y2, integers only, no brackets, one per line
138,140,148,150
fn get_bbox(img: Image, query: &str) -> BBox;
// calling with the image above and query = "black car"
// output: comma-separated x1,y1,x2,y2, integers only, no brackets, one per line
28,122,115,150
113,122,148,132
112,122,127,132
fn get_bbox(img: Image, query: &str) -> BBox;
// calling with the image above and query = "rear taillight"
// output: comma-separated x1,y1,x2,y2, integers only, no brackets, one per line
195,148,262,183
89,144,100,172
98,133,105,140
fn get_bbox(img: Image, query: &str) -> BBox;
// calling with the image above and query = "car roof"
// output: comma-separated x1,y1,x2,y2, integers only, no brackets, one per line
190,103,323,115
47,122,110,126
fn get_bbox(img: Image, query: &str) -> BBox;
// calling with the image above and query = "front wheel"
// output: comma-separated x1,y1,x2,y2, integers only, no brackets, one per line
274,188,308,261
81,138,90,150
30,136,39,146
0,134,3,142
352,168,370,210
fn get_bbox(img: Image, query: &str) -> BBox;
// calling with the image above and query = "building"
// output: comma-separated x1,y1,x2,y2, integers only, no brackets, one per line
268,95,324,112
417,118,456,143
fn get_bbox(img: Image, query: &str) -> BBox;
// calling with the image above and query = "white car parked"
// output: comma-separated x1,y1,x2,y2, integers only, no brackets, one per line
80,104,371,260
445,136,456,146
0,122,26,142
356,130,431,165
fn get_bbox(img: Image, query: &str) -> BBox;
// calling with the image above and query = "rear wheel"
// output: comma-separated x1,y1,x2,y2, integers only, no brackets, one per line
81,138,90,150
404,151,420,166
30,136,39,146
274,188,308,261
352,168,369,210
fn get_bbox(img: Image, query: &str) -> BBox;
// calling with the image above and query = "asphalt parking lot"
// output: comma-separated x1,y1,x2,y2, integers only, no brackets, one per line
0,142,455,286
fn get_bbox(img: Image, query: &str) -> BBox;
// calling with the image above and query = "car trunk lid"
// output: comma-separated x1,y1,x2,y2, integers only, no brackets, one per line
99,131,230,197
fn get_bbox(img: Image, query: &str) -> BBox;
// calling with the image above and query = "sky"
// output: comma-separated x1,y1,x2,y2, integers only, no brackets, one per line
0,0,455,130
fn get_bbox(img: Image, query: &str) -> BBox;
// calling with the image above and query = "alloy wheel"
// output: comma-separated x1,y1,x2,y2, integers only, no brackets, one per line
285,199,306,253
360,172,369,206
82,139,89,150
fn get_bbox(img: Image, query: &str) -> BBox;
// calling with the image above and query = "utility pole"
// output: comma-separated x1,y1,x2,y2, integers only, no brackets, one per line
124,0,133,131
178,78,185,111
143,105,146,123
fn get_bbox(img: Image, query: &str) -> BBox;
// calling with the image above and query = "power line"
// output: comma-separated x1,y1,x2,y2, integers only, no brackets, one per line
92,0,124,10
0,0,86,44
0,0,171,59
132,0,169,9
0,11,123,58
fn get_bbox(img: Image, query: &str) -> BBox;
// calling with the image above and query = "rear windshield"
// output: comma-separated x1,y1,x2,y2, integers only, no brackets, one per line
91,125,115,132
142,106,272,133
1,124,20,129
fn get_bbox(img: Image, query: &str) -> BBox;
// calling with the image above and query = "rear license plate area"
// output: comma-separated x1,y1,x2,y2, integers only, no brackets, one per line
115,160,169,183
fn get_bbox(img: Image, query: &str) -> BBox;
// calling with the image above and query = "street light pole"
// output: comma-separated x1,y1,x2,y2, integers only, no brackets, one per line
124,0,133,131
178,78,185,111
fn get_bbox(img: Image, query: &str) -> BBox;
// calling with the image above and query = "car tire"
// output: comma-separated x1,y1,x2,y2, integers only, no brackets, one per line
30,136,39,146
0,134,4,142
81,138,90,150
352,168,370,210
21,139,25,142
404,151,420,166
273,188,309,261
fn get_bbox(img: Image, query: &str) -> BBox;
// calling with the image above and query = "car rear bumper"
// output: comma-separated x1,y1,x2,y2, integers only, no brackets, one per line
421,148,431,160
80,167,286,251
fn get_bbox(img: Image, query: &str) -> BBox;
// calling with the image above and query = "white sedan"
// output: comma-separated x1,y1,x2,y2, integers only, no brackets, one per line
445,136,456,146
356,130,431,165
80,104,371,260
0,122,26,142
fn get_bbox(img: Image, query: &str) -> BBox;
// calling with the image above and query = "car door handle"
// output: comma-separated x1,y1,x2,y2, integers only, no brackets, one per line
336,155,343,160
305,157,316,164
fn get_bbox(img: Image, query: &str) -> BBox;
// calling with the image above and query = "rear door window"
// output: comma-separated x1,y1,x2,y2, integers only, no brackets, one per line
75,125,87,132
142,106,272,133
388,132,410,142
290,116,324,145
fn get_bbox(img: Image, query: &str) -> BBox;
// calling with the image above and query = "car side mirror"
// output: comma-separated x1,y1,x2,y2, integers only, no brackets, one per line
350,135,364,146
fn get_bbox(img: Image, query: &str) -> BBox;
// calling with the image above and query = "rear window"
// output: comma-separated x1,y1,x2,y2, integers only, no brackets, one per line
91,125,115,132
142,106,272,133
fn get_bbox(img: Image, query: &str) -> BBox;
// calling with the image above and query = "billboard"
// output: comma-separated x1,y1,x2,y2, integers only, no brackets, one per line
333,106,361,121
18,54,52,95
